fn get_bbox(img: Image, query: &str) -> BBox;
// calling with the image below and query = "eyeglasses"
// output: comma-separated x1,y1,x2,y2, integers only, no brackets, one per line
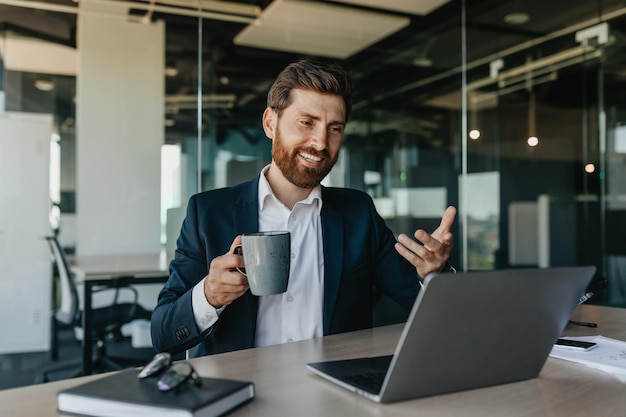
138,352,203,393
156,362,202,392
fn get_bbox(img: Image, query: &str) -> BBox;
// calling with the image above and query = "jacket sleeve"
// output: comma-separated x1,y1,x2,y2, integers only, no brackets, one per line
151,195,215,355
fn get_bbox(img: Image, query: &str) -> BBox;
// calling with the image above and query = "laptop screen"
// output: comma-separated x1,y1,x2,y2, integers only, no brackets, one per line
308,266,596,403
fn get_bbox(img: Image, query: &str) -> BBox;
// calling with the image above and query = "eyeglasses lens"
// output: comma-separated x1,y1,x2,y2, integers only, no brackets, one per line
157,362,201,392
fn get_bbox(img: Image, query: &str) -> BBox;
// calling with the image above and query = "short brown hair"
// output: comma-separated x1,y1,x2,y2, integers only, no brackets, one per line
267,60,353,120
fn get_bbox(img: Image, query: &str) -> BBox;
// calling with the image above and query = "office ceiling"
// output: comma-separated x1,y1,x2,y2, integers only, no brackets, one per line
1,0,626,142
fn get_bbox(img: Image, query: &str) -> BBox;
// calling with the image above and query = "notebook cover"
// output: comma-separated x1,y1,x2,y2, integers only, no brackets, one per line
57,369,254,417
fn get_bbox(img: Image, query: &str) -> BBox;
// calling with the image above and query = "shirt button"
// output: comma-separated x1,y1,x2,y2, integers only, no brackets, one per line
291,252,296,259
287,295,294,302
287,338,294,343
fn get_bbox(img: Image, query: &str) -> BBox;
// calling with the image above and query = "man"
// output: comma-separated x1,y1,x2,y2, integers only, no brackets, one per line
151,60,456,357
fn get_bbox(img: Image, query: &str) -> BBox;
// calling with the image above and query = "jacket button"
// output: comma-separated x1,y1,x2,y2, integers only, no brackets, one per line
175,327,190,340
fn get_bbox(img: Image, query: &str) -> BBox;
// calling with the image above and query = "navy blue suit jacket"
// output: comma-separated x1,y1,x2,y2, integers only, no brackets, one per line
151,176,421,357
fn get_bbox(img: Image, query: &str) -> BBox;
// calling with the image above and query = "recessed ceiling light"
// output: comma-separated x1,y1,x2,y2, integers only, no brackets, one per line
34,80,55,91
504,12,530,25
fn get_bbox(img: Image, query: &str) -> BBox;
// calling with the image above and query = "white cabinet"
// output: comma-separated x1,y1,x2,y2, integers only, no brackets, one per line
0,112,52,353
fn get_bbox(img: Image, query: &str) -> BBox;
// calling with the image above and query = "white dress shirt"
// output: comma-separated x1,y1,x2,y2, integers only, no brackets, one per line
192,166,324,347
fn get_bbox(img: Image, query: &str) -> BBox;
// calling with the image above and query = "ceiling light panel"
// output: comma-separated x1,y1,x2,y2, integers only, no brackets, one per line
0,34,77,76
234,0,410,59
329,0,451,15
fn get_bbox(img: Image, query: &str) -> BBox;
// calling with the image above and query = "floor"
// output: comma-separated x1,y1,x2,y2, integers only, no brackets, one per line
0,325,156,391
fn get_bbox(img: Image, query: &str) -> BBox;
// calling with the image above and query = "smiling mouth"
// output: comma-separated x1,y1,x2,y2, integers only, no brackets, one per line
298,151,323,163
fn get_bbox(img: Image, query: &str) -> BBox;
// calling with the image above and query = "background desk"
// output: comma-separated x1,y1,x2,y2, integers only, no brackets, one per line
1,304,625,416
70,253,170,375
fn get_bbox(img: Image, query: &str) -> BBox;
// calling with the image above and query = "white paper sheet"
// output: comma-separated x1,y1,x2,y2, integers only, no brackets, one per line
549,336,626,382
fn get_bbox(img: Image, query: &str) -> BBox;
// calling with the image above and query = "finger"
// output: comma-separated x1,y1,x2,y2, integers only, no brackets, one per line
435,206,457,235
228,235,243,254
397,233,423,254
397,233,437,263
440,231,454,248
412,229,442,253
219,269,249,287
208,268,249,291
205,270,248,307
394,241,426,269
221,236,245,273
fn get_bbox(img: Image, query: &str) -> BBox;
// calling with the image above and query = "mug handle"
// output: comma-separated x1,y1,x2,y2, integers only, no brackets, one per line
233,245,246,276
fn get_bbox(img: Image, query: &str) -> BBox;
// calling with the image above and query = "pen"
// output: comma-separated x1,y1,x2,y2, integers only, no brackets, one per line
578,291,594,305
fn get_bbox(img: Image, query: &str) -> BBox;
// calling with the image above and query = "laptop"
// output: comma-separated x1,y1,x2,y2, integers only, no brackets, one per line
307,266,596,403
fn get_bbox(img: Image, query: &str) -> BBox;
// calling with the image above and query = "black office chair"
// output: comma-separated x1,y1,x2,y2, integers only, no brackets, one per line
36,236,154,383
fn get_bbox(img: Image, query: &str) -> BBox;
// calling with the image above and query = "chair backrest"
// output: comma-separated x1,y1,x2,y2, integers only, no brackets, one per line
45,236,80,325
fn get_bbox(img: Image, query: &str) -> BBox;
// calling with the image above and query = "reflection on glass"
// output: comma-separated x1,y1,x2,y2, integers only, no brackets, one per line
459,172,500,270
2,0,626,307
161,144,182,245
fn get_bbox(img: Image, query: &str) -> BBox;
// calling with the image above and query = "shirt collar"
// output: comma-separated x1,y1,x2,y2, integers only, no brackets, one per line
258,164,323,214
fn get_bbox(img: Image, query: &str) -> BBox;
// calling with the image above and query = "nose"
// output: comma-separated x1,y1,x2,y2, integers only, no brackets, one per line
309,125,328,150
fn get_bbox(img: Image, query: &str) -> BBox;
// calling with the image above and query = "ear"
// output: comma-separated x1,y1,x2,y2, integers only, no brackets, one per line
262,107,277,140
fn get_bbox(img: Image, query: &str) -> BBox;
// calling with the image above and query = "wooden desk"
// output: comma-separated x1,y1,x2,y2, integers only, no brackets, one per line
1,304,625,416
70,253,170,375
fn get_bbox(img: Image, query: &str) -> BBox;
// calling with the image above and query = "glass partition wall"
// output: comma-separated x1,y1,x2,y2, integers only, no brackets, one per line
462,0,626,306
2,0,625,336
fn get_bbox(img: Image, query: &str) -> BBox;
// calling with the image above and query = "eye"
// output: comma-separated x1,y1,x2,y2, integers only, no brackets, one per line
329,125,344,134
299,119,313,127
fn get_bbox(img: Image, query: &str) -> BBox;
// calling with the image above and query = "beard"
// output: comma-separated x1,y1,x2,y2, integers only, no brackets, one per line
272,126,339,189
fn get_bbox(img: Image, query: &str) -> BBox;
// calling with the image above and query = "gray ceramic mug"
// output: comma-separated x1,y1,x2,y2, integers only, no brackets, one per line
235,231,291,296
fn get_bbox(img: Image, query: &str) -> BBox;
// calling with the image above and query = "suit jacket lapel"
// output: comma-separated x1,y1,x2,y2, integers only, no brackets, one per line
320,190,344,335
233,176,259,234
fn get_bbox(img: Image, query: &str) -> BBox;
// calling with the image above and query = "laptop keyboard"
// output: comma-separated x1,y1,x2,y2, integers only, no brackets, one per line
339,371,387,394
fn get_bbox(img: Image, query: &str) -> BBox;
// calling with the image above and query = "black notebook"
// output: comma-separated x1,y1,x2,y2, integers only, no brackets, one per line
57,369,254,417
